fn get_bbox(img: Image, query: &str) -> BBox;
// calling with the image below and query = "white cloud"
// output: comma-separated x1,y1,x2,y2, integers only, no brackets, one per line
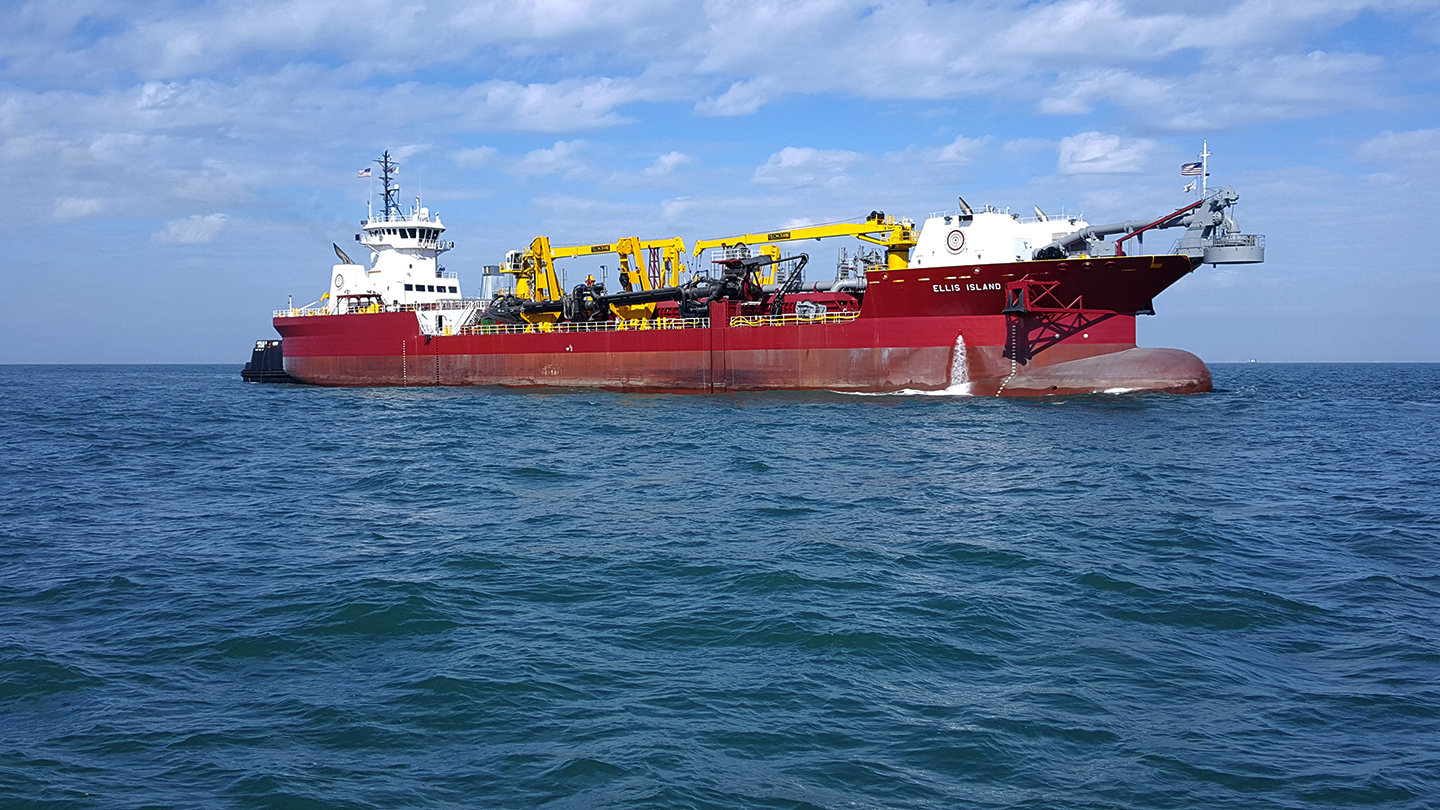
1058,132,1155,174
511,140,587,176
937,135,992,165
1181,50,1387,128
152,213,228,244
390,143,430,161
696,80,773,116
0,0,1421,185
644,151,692,176
2,1,1424,132
1003,138,1054,154
167,161,254,203
453,146,498,167
752,147,861,187
1173,1,1434,54
1033,50,1388,130
660,197,692,220
136,81,182,111
53,197,105,219
456,78,647,132
1356,128,1440,164
1038,68,1175,116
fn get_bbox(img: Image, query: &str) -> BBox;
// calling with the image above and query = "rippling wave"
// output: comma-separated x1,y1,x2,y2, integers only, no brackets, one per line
1,363,1438,808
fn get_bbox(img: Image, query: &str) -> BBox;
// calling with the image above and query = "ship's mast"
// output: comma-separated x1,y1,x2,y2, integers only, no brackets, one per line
376,150,400,220
1200,139,1210,198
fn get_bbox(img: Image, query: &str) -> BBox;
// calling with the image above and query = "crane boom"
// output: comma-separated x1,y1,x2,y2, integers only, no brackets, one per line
692,213,918,271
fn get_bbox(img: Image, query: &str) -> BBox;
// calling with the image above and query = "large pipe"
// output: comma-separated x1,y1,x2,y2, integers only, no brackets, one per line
595,276,865,302
1039,191,1237,257
761,278,865,293
1051,218,1172,251
512,275,863,319
596,285,697,307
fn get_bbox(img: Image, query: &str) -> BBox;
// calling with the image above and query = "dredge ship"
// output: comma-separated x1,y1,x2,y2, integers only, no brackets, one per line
251,149,1264,395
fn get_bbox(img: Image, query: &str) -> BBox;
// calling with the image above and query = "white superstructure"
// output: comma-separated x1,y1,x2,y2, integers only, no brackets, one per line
328,151,462,314
910,204,1089,267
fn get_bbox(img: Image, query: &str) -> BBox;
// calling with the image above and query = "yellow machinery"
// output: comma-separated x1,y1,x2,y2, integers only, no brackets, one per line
613,237,688,319
501,235,690,322
497,213,915,324
691,213,918,278
757,246,781,285
634,237,686,289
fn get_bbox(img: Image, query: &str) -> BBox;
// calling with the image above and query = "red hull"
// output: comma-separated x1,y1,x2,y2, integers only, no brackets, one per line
274,255,1212,396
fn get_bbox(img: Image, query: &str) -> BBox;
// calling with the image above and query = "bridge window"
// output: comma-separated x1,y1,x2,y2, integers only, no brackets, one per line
404,284,413,291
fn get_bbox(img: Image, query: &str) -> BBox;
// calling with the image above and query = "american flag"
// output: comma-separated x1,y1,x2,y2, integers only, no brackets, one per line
358,167,372,178
1181,162,1203,176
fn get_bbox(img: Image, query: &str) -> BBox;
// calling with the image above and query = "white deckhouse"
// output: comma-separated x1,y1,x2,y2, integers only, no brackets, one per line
329,151,462,316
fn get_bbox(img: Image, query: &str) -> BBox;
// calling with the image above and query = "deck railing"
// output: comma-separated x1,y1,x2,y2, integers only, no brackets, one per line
277,304,863,330
461,317,711,336
729,311,860,328
276,299,486,318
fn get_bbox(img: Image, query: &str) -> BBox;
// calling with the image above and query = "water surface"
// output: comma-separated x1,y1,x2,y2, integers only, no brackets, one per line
1,363,1437,809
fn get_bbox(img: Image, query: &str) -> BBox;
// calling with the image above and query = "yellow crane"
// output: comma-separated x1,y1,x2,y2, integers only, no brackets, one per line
633,237,687,289
502,236,593,304
501,235,690,321
691,212,918,279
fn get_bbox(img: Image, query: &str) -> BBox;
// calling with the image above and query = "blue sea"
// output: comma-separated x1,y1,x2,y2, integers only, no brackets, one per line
2,363,1438,809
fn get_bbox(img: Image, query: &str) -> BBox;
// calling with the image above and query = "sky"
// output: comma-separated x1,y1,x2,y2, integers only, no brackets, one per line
3,0,1439,363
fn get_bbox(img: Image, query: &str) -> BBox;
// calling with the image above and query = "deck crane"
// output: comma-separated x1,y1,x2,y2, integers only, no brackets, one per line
608,237,689,318
634,237,687,289
502,236,604,304
691,212,919,280
501,235,691,321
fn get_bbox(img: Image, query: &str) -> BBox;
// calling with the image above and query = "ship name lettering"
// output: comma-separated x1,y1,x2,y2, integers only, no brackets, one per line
932,283,1002,293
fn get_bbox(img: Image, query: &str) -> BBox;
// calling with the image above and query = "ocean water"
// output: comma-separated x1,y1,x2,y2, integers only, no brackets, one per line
1,363,1438,810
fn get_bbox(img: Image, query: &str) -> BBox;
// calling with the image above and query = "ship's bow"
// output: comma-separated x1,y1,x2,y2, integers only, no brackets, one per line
996,347,1211,396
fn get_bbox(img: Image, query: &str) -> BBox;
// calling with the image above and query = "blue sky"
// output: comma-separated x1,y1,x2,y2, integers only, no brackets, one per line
3,0,1439,363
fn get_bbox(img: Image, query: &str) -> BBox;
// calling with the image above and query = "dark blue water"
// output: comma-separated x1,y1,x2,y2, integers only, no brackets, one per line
2,364,1438,809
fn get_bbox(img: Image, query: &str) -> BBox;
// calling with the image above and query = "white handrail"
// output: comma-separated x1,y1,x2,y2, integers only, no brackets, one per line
729,311,860,328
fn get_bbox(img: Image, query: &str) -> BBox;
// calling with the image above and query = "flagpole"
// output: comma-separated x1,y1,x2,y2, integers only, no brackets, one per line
1201,139,1210,199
